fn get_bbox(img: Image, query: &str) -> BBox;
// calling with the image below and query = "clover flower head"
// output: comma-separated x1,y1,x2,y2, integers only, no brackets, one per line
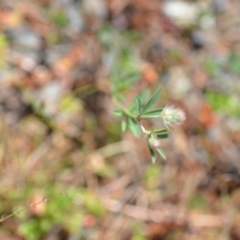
160,105,186,128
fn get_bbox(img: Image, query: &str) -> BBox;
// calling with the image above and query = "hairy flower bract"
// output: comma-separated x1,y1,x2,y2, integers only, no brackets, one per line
161,106,186,128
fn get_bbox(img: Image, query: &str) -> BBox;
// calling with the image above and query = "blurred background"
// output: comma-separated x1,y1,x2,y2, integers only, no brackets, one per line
0,0,240,239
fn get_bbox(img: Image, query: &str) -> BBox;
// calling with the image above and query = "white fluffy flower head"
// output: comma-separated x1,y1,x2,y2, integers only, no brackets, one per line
161,105,186,128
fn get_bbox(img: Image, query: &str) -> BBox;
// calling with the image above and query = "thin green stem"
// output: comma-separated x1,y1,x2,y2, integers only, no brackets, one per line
113,97,137,119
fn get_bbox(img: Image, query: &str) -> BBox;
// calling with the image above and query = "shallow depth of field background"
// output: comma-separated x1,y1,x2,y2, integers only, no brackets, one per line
0,0,240,239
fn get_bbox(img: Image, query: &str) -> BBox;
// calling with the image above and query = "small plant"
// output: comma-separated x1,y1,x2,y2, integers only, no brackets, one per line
113,88,185,163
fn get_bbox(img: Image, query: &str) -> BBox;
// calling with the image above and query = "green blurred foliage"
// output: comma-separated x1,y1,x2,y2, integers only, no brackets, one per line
131,233,147,240
98,25,142,100
50,10,70,28
18,187,82,240
0,33,9,68
188,193,209,211
228,51,240,74
82,189,106,217
203,58,221,76
59,94,82,114
143,165,162,190
205,91,239,117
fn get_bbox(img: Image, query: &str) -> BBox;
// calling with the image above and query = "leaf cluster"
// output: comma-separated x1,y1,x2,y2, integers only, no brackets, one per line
113,88,168,163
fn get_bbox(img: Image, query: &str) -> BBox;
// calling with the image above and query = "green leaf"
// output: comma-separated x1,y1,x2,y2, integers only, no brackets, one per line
128,90,150,112
121,119,127,133
140,108,163,118
121,72,140,84
148,144,156,164
112,110,123,116
128,117,141,137
128,101,136,112
135,96,142,114
141,88,161,114
138,90,151,102
156,133,169,139
153,128,168,134
156,148,166,160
